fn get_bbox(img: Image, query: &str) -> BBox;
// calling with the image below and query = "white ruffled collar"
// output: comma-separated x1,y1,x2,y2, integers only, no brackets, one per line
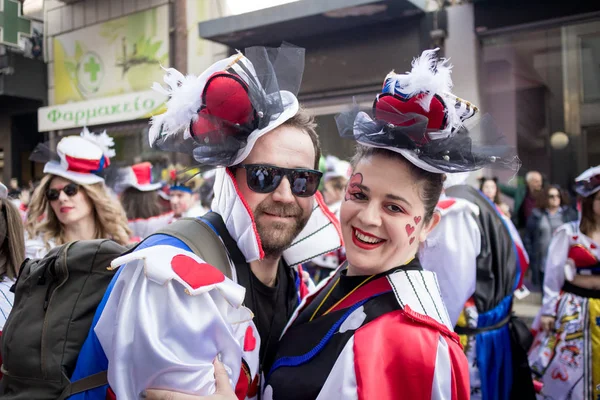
211,167,343,266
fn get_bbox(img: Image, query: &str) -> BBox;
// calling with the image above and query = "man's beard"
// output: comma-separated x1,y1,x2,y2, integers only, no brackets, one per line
254,199,310,258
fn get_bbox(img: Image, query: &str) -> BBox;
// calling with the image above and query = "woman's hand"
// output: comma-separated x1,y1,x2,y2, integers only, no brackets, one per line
143,358,237,400
540,316,556,332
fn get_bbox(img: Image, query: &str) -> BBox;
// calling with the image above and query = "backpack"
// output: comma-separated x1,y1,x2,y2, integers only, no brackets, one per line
0,214,235,400
0,239,127,400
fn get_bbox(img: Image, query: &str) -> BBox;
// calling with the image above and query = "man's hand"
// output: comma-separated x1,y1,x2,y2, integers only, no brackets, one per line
143,358,237,400
540,316,556,332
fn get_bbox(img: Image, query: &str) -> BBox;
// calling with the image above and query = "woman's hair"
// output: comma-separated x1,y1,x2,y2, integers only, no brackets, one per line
0,198,25,280
26,174,132,246
350,145,444,223
579,192,599,236
120,187,162,220
478,177,501,205
535,184,569,210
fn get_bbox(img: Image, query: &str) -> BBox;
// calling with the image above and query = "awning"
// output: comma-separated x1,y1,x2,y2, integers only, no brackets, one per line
198,0,428,49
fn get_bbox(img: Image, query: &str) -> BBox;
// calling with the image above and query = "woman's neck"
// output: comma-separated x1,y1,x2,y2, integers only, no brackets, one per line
347,254,416,277
63,216,97,242
547,206,560,214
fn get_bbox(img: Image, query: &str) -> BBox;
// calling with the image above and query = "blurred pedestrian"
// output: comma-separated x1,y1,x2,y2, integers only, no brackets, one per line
305,155,350,282
524,185,577,290
25,128,131,258
499,170,544,229
166,165,206,219
116,162,173,240
529,166,600,399
479,176,511,216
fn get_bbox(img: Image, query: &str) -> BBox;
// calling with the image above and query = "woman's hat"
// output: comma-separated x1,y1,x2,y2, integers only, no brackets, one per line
575,165,600,197
31,127,116,185
323,155,351,182
148,43,305,169
114,162,163,193
335,49,520,175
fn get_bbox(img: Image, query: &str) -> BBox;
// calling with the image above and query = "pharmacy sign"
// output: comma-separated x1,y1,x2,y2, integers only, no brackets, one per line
0,0,32,47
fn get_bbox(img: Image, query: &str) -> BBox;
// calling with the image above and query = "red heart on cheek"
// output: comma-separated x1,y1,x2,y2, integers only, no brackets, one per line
409,237,415,245
405,224,415,236
171,255,225,289
243,326,257,352
414,216,421,225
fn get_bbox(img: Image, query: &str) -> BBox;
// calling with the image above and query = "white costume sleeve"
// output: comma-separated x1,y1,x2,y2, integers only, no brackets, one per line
419,200,480,326
541,224,571,316
94,245,260,399
24,232,55,259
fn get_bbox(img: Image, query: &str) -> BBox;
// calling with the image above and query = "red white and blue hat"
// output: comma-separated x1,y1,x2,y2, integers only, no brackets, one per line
114,162,163,193
32,127,115,185
335,49,521,175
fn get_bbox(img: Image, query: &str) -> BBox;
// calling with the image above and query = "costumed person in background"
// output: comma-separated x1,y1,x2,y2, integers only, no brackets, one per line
115,162,174,240
321,155,351,215
422,178,534,400
24,128,132,259
528,166,600,400
261,48,491,400
166,164,206,219
304,155,350,283
69,44,342,400
199,169,216,211
0,182,25,329
158,183,172,213
404,64,533,399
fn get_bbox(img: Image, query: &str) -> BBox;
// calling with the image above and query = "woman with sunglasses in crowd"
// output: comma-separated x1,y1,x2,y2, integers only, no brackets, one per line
529,166,600,399
524,185,577,291
25,128,131,259
145,49,518,400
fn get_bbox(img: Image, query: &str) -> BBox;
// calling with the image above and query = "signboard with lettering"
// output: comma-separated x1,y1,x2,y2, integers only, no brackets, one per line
53,5,169,105
38,90,167,132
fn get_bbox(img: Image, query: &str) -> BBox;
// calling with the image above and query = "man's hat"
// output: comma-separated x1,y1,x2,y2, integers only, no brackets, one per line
149,44,305,168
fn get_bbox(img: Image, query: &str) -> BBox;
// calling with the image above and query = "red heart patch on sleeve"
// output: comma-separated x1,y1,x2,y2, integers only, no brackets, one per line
243,326,257,352
171,255,225,289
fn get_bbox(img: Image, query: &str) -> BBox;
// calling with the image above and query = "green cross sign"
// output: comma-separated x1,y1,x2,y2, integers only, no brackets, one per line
0,0,32,47
84,57,101,82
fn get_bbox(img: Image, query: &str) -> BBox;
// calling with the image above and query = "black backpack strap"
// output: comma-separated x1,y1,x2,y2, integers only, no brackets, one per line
199,212,252,292
153,216,233,280
57,370,108,400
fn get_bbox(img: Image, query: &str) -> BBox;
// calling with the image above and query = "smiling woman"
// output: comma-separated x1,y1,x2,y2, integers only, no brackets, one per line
341,146,443,276
25,128,131,259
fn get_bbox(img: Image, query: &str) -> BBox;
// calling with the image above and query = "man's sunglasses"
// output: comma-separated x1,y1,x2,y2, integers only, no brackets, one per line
46,183,79,201
236,164,322,197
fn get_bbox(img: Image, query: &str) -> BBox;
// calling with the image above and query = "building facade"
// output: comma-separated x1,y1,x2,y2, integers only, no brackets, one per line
198,0,600,195
36,0,227,179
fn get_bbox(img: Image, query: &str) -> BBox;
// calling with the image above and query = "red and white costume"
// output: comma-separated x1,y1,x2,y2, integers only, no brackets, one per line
265,260,469,400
